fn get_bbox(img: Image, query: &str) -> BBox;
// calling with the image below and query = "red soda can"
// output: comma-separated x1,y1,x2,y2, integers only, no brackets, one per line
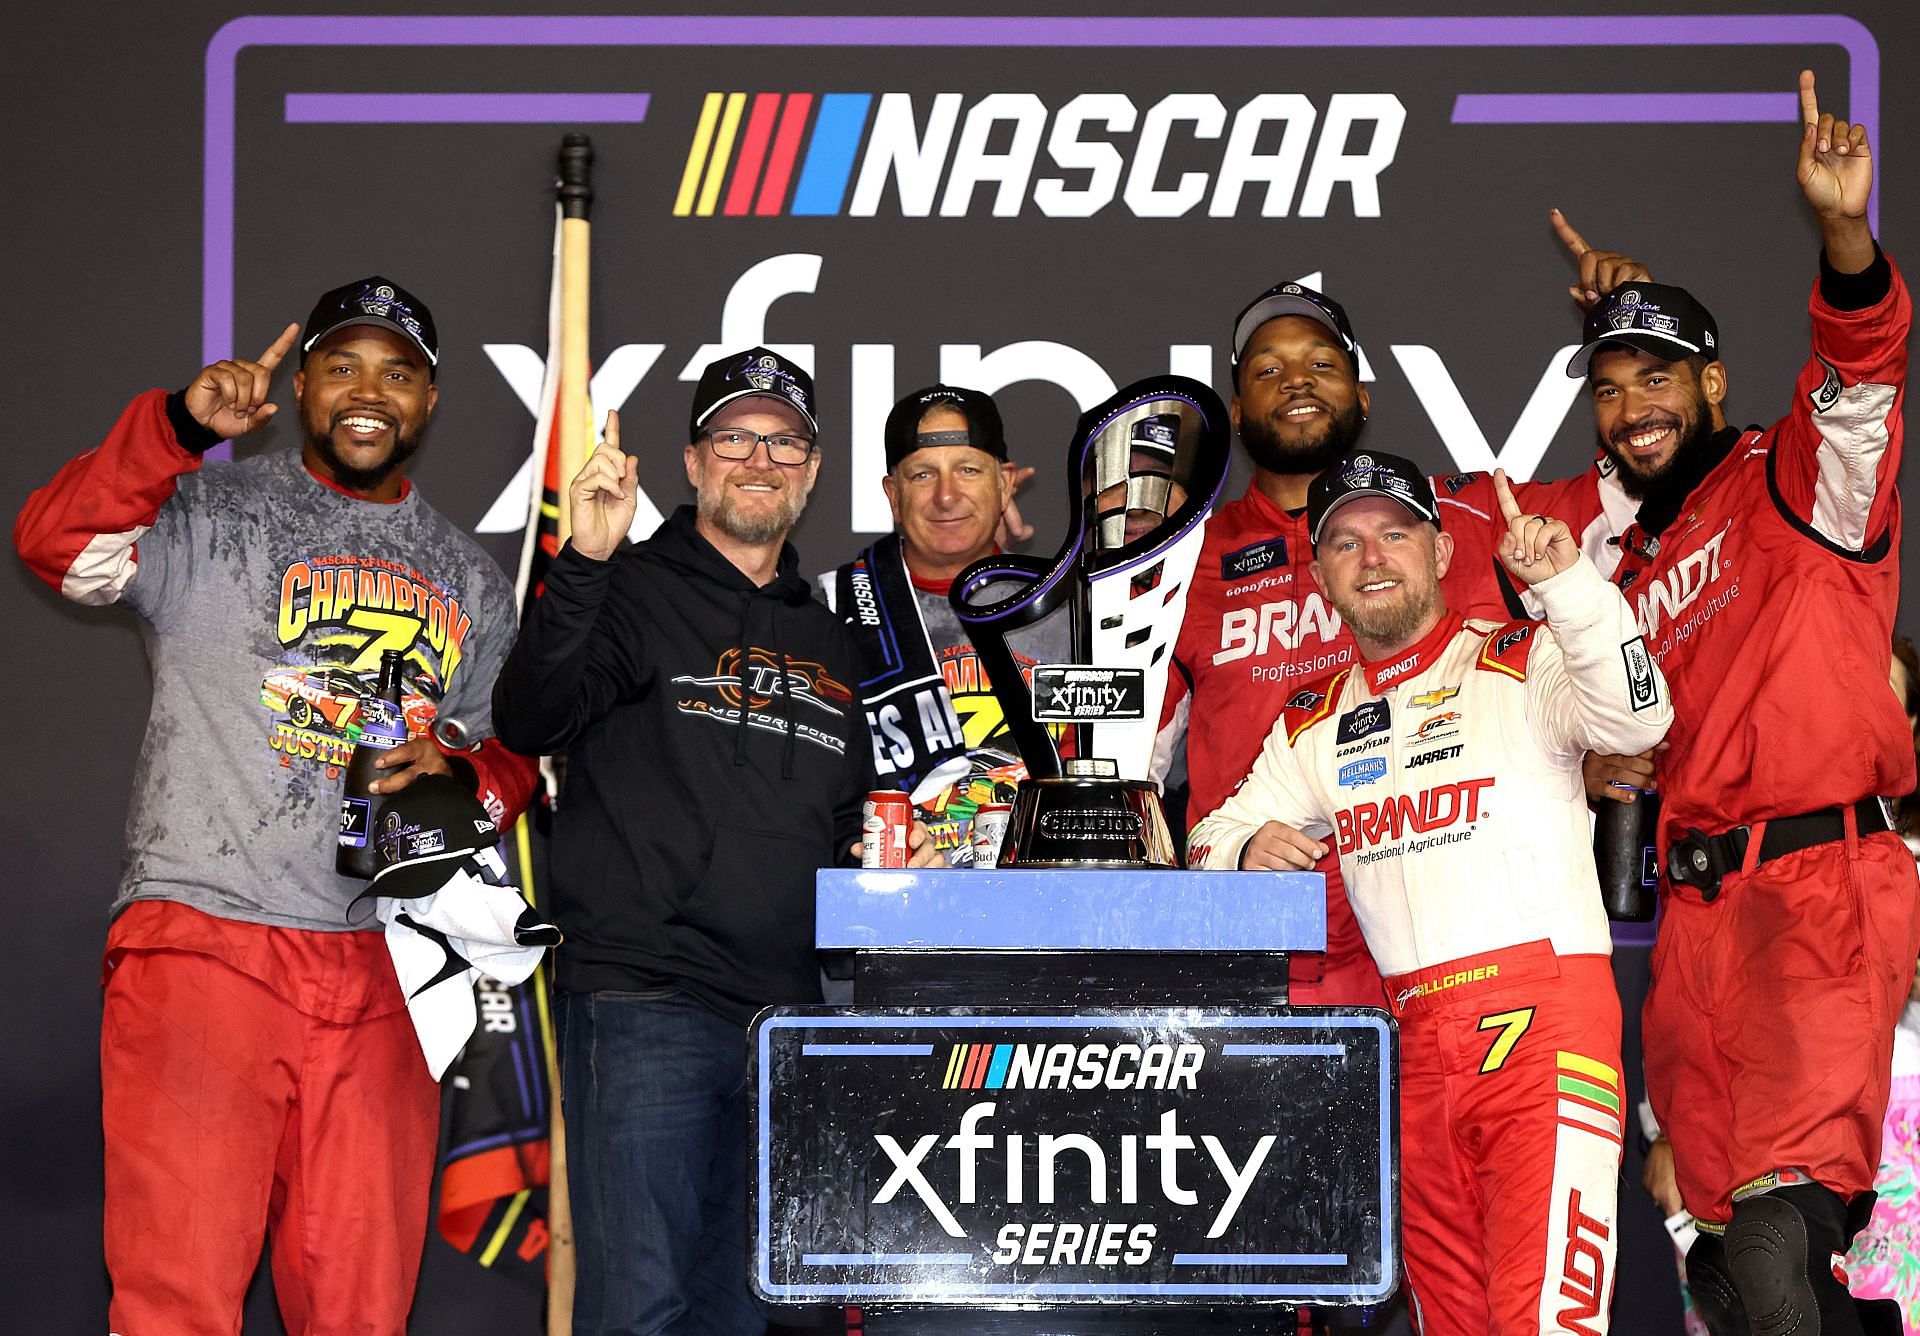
861,791,913,868
972,803,1013,869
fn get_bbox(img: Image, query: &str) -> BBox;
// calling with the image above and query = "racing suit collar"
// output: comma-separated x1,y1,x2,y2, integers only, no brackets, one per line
1628,424,1749,540
1360,609,1464,694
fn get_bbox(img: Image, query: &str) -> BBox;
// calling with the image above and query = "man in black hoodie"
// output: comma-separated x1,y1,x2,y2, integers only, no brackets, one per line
494,347,932,1335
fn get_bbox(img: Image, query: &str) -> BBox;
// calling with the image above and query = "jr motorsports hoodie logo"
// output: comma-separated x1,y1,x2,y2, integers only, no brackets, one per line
672,646,853,754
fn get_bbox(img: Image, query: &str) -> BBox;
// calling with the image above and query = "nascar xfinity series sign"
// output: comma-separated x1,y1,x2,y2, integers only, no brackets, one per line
750,1010,1395,1305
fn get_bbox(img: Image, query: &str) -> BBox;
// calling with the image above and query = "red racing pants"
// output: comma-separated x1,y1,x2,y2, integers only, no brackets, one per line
101,910,441,1336
1386,942,1623,1336
1643,823,1920,1223
1293,857,1388,1009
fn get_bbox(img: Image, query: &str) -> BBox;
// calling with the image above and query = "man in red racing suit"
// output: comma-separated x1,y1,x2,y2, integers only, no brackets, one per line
1156,280,1507,1009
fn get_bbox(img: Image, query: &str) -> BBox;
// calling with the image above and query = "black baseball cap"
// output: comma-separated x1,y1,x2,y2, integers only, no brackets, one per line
1307,449,1440,549
369,773,500,902
1232,280,1359,368
1566,282,1720,378
301,276,438,373
689,347,818,440
883,384,1007,471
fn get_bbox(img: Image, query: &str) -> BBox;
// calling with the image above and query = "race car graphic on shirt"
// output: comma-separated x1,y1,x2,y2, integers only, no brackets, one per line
260,664,437,739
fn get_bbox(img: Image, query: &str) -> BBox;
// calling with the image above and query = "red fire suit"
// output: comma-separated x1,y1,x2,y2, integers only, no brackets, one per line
1189,557,1673,1333
1612,258,1920,1223
1158,481,1508,1005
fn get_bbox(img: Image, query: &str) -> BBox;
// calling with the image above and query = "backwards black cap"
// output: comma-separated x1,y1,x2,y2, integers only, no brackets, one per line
883,384,1008,471
1307,448,1440,549
301,276,438,374
1566,282,1720,378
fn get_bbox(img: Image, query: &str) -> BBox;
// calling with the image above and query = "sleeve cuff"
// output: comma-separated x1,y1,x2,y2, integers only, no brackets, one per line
164,390,225,454
1529,554,1609,625
1819,242,1891,311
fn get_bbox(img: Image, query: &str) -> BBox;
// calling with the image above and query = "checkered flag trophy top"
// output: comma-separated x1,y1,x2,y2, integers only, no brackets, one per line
951,375,1230,867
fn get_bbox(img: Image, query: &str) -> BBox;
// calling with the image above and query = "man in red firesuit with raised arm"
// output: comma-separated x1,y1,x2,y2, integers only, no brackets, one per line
1513,72,1919,1334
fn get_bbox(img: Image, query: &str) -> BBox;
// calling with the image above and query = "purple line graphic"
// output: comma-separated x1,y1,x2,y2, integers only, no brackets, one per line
1453,92,1801,124
205,14,1880,364
284,92,651,123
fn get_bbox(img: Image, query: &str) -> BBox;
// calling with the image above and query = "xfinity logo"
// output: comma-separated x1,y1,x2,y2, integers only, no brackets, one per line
874,1101,1276,1240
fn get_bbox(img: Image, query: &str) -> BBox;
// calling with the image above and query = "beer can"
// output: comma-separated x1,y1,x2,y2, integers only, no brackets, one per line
861,791,913,869
972,802,1014,869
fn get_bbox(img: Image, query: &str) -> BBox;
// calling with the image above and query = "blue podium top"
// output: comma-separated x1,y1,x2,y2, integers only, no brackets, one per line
816,867,1325,952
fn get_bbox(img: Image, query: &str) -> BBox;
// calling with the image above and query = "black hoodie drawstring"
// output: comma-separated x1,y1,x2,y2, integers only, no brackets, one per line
778,640,797,778
733,592,753,766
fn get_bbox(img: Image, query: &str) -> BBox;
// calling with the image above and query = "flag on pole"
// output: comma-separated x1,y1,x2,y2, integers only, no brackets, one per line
436,136,596,1306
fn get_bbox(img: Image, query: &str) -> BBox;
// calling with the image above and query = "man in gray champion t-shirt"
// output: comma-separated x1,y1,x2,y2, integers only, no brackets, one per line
14,276,535,1334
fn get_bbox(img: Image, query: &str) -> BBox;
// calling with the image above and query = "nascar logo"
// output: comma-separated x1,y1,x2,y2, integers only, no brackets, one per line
941,1041,1204,1091
675,90,1405,218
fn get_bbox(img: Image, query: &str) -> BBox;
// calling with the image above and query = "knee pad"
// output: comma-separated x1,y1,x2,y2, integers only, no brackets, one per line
1724,1182,1859,1335
1685,1230,1750,1336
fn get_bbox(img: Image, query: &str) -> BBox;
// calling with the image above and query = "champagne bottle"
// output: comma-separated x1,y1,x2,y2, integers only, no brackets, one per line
1594,786,1659,921
337,650,408,879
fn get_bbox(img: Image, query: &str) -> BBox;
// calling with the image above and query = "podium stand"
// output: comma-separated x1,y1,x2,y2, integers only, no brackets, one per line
749,868,1399,1332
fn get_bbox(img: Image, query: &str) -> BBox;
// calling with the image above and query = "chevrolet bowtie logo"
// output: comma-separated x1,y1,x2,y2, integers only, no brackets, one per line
1410,686,1459,709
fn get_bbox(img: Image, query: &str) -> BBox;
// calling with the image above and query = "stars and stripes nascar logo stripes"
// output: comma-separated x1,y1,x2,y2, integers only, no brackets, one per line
675,92,872,217
943,1041,1014,1090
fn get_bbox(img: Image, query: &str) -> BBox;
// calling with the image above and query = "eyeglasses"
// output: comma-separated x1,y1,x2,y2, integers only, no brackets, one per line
701,428,816,466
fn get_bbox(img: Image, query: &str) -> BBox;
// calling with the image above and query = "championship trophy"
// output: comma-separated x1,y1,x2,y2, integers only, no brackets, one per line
951,375,1231,867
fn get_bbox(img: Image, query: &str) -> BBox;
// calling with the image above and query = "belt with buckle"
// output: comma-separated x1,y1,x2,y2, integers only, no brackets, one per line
1666,798,1892,901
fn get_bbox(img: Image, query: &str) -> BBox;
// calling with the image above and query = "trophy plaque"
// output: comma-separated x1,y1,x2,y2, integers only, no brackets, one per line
951,375,1231,867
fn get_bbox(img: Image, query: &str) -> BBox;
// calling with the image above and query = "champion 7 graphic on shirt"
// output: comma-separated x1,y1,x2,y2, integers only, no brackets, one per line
259,553,471,773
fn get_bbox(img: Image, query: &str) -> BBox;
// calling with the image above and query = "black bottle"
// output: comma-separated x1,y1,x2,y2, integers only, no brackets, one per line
1594,786,1659,921
337,650,409,879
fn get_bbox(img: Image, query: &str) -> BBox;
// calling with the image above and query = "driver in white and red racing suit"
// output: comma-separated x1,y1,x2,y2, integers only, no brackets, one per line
1190,449,1671,1335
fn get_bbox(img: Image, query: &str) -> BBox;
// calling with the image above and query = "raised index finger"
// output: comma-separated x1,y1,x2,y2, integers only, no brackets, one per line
1549,207,1591,257
1492,468,1523,523
257,322,301,370
1799,69,1820,128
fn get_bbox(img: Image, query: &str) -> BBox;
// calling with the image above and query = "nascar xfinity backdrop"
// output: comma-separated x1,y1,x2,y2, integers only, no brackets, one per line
6,1,1919,1332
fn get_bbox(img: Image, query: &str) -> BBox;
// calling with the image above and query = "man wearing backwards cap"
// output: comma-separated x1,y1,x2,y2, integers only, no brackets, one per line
826,384,1070,862
14,276,538,1333
1511,72,1919,1335
1154,279,1508,1010
493,348,937,1334
1190,448,1671,1334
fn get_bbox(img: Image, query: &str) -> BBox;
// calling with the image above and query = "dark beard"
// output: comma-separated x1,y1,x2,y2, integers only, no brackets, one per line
1239,398,1366,478
306,424,424,492
1596,399,1714,500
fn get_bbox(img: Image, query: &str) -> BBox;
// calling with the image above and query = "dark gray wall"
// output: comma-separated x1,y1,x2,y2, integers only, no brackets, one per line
6,1,1917,1329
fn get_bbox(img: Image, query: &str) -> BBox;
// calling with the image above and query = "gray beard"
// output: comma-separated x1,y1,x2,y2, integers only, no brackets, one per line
700,483,807,546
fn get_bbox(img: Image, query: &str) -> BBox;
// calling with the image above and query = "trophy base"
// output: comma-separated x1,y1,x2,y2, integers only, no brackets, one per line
1002,774,1177,869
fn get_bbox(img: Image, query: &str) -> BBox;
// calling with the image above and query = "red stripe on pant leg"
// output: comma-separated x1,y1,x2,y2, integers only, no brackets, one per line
755,93,815,215
722,93,781,216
